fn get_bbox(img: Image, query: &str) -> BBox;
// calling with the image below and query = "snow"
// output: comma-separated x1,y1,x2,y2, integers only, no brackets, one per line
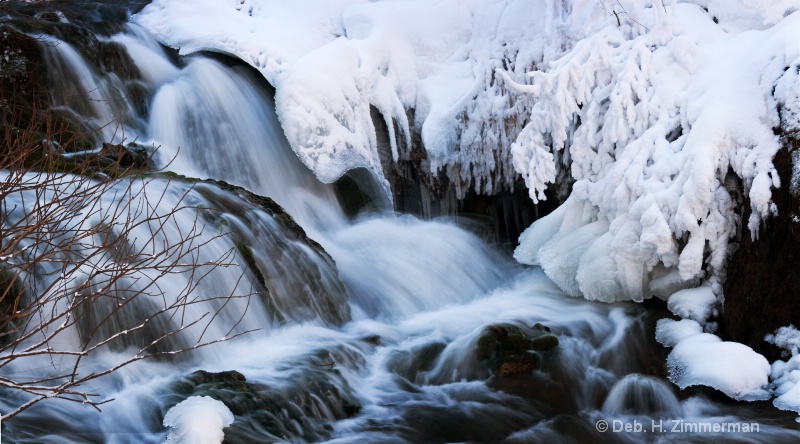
163,396,234,444
656,319,772,401
767,326,800,417
134,0,800,301
513,2,800,303
666,286,717,324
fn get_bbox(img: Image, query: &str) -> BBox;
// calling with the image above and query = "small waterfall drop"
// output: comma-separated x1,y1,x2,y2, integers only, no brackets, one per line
40,37,144,144
602,374,683,418
147,56,345,231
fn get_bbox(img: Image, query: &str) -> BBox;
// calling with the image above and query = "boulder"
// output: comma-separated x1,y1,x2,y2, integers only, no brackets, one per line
476,323,559,378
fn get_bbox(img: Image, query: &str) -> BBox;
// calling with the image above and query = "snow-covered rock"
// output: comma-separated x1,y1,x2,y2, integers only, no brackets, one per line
656,319,772,401
767,326,800,417
163,396,234,444
514,2,800,302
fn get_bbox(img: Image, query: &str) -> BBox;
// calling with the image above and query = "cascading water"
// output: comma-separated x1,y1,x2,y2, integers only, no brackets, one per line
2,7,800,444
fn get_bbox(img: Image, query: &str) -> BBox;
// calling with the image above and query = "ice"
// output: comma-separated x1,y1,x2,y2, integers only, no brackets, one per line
666,286,717,324
134,0,588,200
162,396,234,444
656,319,771,401
136,0,800,299
767,326,800,417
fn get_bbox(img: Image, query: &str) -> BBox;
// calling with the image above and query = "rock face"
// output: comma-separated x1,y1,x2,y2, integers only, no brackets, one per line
204,179,352,327
722,141,800,361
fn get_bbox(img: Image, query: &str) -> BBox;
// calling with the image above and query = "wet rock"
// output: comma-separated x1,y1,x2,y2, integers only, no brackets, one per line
0,5,143,158
125,79,151,117
167,362,362,443
186,370,248,389
385,340,447,382
97,41,140,81
199,180,352,327
476,323,559,378
98,141,152,169
370,106,561,247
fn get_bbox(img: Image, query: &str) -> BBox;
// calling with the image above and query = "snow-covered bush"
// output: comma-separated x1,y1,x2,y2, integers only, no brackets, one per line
514,2,799,304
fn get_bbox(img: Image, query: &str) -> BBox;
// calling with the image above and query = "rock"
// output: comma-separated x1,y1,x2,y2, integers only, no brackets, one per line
385,340,447,382
97,41,140,80
167,362,362,443
722,140,800,361
531,335,559,352
199,180,351,327
97,142,152,169
476,323,559,378
370,106,560,247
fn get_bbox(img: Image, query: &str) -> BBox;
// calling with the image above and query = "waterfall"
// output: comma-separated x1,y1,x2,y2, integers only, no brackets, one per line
2,7,800,444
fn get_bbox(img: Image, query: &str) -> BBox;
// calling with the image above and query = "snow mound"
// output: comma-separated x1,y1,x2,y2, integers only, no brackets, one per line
656,319,771,401
163,396,234,444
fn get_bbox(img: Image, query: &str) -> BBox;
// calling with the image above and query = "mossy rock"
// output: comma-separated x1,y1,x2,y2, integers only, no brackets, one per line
476,323,559,378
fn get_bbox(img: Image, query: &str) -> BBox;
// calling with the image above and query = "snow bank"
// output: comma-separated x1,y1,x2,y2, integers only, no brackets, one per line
163,396,234,444
656,319,771,401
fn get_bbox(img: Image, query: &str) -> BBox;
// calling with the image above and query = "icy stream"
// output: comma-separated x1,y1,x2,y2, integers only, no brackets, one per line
1,16,800,444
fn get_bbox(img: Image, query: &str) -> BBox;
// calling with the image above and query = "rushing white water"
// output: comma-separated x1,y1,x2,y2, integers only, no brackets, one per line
41,36,145,144
2,14,800,444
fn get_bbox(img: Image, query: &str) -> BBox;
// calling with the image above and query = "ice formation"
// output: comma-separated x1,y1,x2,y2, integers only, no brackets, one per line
163,396,234,444
136,0,800,301
767,326,800,417
655,318,772,401
507,0,800,403
135,0,600,199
